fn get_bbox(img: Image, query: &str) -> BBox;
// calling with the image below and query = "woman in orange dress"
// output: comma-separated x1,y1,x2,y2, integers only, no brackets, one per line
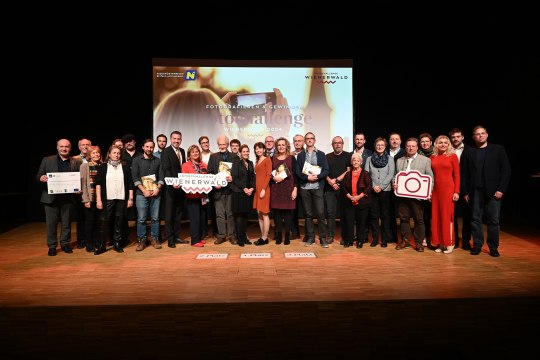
430,135,460,254
253,142,272,245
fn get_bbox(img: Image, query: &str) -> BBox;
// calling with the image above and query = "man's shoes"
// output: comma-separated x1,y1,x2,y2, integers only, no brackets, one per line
304,239,314,247
327,237,334,244
76,243,86,249
470,247,481,255
94,246,106,255
416,245,424,252
462,242,472,251
320,240,329,248
228,236,238,245
489,249,500,257
48,248,57,256
61,245,73,254
214,238,227,245
174,238,188,244
167,240,176,248
150,236,162,249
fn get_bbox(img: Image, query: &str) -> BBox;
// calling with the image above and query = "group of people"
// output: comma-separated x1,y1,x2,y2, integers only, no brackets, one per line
37,125,510,258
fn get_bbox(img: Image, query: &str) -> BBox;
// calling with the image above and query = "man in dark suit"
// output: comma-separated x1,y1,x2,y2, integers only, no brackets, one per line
36,139,82,256
160,131,188,248
449,128,473,250
461,126,511,257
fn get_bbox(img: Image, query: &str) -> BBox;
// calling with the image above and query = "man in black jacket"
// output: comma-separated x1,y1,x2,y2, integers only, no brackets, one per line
160,131,188,248
36,139,82,256
461,126,511,257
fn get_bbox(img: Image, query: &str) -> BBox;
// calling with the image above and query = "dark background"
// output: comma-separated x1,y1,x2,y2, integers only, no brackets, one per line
4,9,539,230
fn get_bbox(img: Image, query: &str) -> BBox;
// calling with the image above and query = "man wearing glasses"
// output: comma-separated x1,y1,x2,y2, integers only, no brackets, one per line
295,132,330,248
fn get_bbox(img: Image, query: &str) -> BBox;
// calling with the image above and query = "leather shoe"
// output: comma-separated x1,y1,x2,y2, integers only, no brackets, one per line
76,243,86,249
214,238,227,245
94,247,106,255
174,238,188,244
489,249,500,257
416,245,424,252
167,241,176,248
48,248,57,256
470,247,481,255
61,246,73,254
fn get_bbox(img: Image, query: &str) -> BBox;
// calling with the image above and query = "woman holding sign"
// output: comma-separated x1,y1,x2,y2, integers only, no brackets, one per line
182,145,209,248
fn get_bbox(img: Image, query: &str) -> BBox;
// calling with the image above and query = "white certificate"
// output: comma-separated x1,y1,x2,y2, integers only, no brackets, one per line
302,162,321,176
47,172,81,194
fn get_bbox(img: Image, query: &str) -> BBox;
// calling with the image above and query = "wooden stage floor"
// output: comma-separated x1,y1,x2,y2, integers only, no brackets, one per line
1,222,539,359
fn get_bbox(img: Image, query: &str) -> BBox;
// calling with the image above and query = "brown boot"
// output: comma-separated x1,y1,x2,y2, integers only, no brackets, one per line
136,238,146,251
150,236,162,249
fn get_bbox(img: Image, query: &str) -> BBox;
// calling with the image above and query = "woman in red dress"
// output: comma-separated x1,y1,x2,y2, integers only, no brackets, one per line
430,135,460,253
253,142,272,245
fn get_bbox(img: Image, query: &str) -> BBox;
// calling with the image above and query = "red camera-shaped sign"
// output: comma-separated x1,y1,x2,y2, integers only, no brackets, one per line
394,170,433,200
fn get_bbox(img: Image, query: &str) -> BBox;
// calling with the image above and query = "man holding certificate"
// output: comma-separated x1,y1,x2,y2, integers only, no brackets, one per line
36,139,82,256
295,132,330,248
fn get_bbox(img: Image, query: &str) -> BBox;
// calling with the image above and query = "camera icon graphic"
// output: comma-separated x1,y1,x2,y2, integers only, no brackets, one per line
394,170,433,199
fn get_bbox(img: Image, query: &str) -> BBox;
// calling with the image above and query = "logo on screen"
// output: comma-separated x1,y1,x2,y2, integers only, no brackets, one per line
185,70,197,80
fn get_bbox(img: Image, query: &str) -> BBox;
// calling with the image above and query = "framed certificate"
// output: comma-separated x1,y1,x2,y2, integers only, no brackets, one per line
47,172,81,194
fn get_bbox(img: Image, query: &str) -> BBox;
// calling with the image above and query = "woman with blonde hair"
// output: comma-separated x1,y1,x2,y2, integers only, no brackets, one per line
80,146,103,253
430,135,460,254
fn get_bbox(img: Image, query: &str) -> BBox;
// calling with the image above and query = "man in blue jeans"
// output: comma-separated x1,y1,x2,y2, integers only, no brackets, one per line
132,139,165,251
461,126,511,257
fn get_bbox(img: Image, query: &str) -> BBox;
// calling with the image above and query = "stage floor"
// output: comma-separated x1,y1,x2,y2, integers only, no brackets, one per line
1,222,539,358
1,222,539,307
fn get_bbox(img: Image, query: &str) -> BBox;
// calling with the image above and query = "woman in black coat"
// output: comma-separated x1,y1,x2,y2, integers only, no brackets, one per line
230,144,255,246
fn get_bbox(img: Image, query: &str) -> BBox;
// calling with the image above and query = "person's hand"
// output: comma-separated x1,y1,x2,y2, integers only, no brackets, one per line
226,175,232,182
40,175,48,182
494,191,503,200
291,187,297,200
452,192,459,202
96,200,103,210
464,195,470,203
84,202,91,209
222,91,237,103
260,189,265,199
265,88,292,125
308,174,318,182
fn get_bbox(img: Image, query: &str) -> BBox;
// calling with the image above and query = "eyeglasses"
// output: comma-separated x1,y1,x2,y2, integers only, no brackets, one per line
305,137,315,140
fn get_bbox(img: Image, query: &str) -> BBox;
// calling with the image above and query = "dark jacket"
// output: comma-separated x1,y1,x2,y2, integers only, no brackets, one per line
461,143,511,198
95,163,134,211
341,169,373,208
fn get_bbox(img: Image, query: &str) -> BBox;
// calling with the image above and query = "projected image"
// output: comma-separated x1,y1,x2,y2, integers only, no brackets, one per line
153,60,353,153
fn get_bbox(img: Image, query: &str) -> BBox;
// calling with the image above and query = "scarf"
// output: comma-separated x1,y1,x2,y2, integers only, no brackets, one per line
108,159,122,167
371,151,389,168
